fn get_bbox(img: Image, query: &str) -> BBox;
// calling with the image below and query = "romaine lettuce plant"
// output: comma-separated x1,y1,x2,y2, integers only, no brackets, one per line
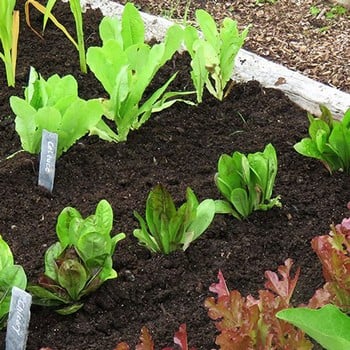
0,0,19,86
86,3,194,142
294,105,350,174
184,9,250,102
214,143,281,220
307,217,350,312
277,304,350,350
10,67,103,158
133,184,216,254
27,200,126,315
0,235,27,329
205,259,313,349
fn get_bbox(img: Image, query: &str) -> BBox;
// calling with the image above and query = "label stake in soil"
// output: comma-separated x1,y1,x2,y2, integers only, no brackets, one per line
38,129,58,192
5,287,32,350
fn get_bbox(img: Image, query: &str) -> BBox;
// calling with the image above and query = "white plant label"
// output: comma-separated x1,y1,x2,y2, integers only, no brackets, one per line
38,129,58,192
5,287,32,350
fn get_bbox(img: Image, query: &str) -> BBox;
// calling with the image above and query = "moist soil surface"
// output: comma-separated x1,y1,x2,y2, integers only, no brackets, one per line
0,2,349,349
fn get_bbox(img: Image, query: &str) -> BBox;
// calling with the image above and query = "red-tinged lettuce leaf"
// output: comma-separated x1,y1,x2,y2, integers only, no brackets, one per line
173,324,196,350
114,324,196,350
310,221,350,311
114,343,130,350
206,264,312,349
264,258,300,305
134,326,154,350
209,270,229,297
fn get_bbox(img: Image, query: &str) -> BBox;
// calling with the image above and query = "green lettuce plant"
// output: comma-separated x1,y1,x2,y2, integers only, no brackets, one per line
0,235,27,329
86,3,194,142
10,66,103,158
277,304,350,350
214,143,281,220
133,184,216,254
27,200,126,315
294,105,350,174
184,9,250,102
0,0,19,86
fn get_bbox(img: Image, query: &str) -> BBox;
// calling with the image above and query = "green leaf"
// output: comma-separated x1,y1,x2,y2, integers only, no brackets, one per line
195,9,219,51
56,207,82,248
133,211,160,253
99,16,122,46
294,138,323,159
277,305,350,350
86,40,128,96
328,123,350,172
11,97,40,154
0,265,27,290
56,303,84,315
27,285,69,306
230,187,251,219
219,19,249,85
185,199,215,241
43,242,63,281
0,236,14,270
188,41,208,103
161,24,184,64
94,199,114,237
58,99,103,157
76,231,110,269
57,259,87,301
121,2,145,49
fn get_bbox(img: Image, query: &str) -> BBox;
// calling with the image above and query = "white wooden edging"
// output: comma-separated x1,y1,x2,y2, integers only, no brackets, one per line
81,0,350,119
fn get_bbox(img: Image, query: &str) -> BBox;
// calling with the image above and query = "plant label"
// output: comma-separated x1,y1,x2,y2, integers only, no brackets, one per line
38,129,58,192
5,287,32,350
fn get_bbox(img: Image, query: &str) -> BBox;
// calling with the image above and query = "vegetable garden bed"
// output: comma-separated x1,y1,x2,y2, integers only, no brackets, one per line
0,1,349,349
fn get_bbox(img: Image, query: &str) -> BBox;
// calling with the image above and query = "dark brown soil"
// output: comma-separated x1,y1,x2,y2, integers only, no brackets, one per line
0,2,349,349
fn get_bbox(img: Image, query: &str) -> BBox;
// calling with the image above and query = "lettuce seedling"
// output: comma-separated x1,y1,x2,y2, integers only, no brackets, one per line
133,184,216,254
205,259,313,349
277,304,350,350
308,217,350,312
27,200,125,315
294,105,350,174
0,235,27,329
10,67,103,158
86,3,194,142
0,0,19,86
184,9,250,102
214,143,281,220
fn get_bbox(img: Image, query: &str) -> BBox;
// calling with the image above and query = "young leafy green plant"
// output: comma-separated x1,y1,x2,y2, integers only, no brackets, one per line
294,105,350,174
205,259,313,349
0,0,19,87
0,235,27,329
183,9,250,102
27,200,126,315
277,304,350,350
10,66,103,158
86,3,194,143
214,143,281,220
133,184,216,254
25,0,86,72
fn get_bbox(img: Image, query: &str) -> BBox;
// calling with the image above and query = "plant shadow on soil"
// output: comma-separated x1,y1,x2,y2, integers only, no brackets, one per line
0,2,349,349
